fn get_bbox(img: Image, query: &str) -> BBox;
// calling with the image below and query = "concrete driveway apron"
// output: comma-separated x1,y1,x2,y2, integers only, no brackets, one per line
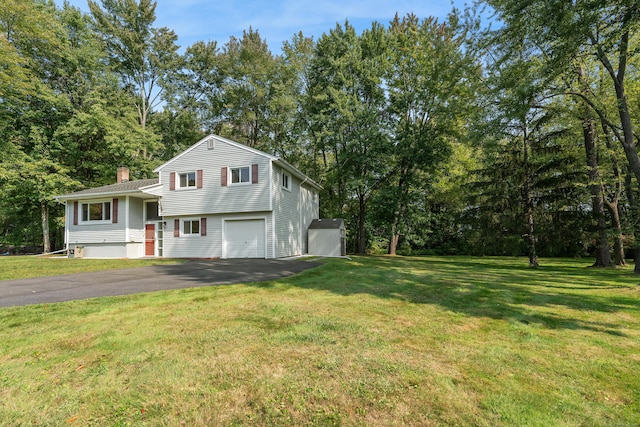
0,258,320,308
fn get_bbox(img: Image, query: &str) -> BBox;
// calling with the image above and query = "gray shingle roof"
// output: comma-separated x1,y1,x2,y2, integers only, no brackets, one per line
57,178,159,199
308,218,344,229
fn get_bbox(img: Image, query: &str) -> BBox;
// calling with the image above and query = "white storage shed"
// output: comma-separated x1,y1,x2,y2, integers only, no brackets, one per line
308,218,346,257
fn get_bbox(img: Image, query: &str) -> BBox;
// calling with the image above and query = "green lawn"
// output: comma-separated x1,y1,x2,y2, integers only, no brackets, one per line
0,256,180,280
0,256,638,426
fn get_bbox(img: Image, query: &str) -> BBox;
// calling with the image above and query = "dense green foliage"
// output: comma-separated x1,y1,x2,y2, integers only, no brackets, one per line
1,0,639,266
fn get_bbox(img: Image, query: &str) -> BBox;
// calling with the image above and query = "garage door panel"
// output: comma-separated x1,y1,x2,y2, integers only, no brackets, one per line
225,219,265,258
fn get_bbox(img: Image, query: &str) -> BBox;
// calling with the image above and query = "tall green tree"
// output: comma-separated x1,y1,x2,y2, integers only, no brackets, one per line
278,32,316,167
484,0,640,269
580,106,612,266
306,21,389,254
0,0,42,135
1,1,154,252
163,40,224,135
88,0,178,160
220,28,271,147
473,21,595,265
52,3,155,182
0,0,80,252
384,12,478,255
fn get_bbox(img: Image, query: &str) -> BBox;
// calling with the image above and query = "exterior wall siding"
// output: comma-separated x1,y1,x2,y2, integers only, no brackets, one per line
67,198,126,244
73,242,127,258
128,197,145,243
126,242,144,258
309,229,342,257
73,242,143,259
163,212,273,258
273,166,302,257
299,184,319,253
158,139,271,217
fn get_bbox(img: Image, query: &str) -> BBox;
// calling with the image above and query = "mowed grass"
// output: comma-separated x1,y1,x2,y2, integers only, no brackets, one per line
0,256,638,426
0,256,180,280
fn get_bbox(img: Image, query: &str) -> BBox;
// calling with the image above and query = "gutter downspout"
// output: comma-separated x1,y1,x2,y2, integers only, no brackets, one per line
299,177,310,254
125,196,130,244
270,161,275,258
53,198,70,255
64,201,69,254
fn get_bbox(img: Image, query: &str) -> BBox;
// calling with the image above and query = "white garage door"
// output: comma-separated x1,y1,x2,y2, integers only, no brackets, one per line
224,219,266,258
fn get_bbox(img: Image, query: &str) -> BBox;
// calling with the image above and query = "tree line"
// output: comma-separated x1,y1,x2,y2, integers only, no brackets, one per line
1,0,639,271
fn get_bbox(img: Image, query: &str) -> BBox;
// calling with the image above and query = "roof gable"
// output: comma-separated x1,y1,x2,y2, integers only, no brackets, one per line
153,135,276,173
154,134,322,191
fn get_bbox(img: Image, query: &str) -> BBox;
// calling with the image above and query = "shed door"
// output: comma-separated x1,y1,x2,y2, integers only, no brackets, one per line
224,219,265,258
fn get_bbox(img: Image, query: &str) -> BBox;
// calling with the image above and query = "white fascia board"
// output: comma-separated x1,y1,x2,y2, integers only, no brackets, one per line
273,159,323,191
55,189,156,202
141,183,163,196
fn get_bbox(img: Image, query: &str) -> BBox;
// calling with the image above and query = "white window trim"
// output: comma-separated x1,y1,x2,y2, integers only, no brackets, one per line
177,171,197,190
80,199,112,224
228,166,251,186
181,217,201,237
281,172,291,192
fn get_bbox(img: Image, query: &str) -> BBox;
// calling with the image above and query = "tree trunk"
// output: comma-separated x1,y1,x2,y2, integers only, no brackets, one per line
599,116,625,266
611,78,640,268
357,194,366,255
591,24,640,271
583,116,612,267
525,197,539,268
593,24,640,191
624,173,640,274
41,202,50,254
388,202,401,256
388,169,408,256
605,200,626,266
388,233,400,256
522,124,539,268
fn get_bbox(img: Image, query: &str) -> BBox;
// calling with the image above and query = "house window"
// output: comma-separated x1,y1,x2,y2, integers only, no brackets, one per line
81,201,111,222
146,201,161,221
281,172,291,191
230,166,250,184
183,219,200,235
179,172,196,188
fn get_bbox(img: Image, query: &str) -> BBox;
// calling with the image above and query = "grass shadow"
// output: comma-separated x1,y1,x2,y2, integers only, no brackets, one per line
275,256,639,337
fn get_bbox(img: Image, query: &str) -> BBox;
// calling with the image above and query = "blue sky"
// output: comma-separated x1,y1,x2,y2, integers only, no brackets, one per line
57,0,467,52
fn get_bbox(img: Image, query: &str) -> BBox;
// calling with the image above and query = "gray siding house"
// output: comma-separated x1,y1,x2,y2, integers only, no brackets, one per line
56,135,321,259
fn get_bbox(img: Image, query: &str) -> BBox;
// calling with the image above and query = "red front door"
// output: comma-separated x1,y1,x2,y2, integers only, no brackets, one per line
145,224,155,256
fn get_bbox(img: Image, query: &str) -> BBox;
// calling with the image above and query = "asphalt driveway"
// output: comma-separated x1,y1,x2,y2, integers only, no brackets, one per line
0,258,320,308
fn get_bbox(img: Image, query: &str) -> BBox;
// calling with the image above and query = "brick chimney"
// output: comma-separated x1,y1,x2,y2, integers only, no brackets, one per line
117,166,129,183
